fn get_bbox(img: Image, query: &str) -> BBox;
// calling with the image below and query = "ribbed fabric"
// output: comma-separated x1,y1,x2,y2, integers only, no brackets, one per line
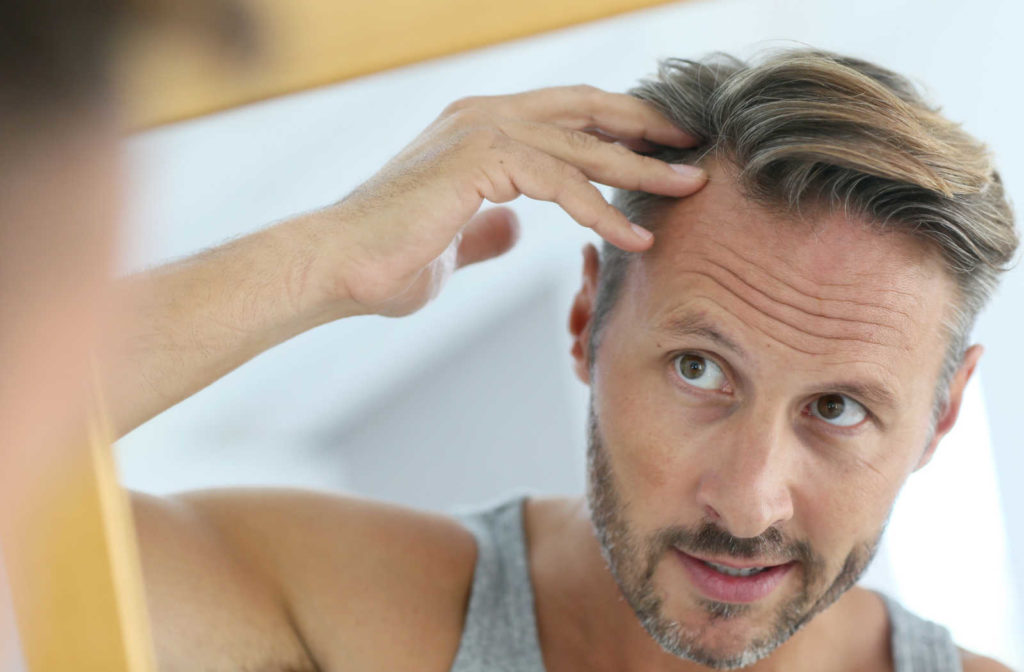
450,496,962,672
879,593,963,672
449,497,546,672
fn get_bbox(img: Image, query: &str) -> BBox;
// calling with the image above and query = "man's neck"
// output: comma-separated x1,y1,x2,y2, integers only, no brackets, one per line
523,497,890,672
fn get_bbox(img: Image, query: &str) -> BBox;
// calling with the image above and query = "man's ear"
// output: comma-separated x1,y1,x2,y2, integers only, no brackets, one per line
916,344,984,471
568,244,601,385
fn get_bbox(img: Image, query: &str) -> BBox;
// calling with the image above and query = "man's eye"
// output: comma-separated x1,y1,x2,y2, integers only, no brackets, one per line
673,353,726,391
809,394,867,428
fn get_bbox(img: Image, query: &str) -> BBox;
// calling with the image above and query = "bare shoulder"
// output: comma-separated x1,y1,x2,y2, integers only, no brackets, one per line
135,488,477,672
960,648,1017,672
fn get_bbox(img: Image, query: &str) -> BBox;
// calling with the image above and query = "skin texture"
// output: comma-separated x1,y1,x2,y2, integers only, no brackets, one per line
4,84,1009,671
132,159,1006,672
100,86,706,436
560,160,984,670
114,86,707,671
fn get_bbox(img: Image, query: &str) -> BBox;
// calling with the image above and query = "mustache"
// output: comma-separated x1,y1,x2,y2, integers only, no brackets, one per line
652,522,818,568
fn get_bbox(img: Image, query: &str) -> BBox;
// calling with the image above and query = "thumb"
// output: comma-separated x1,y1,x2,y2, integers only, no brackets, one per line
455,207,520,269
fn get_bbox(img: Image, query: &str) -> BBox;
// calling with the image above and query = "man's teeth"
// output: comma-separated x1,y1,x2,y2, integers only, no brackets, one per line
703,561,768,577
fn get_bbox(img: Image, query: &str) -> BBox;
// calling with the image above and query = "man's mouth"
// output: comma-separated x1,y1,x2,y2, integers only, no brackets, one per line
672,547,796,604
700,560,771,577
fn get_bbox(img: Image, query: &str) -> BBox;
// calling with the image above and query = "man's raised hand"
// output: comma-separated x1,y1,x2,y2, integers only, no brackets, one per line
304,85,707,318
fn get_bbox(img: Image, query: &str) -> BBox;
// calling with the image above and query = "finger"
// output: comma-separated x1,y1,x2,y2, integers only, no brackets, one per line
583,129,657,154
477,142,654,252
497,85,699,148
498,120,707,197
455,207,520,268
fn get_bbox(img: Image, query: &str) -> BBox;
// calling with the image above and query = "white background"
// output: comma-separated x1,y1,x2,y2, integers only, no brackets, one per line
7,0,1023,669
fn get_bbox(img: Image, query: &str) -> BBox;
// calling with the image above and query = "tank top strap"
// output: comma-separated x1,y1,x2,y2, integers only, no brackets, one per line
449,496,546,672
878,593,962,672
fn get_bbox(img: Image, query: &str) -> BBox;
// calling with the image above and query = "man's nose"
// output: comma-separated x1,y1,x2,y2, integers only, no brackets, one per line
695,413,795,539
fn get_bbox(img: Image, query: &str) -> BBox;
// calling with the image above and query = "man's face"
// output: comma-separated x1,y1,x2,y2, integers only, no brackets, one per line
580,168,960,668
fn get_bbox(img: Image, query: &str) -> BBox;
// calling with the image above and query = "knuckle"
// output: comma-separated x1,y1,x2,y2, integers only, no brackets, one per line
570,84,603,118
569,127,598,149
446,106,490,130
554,170,593,207
582,208,611,233
565,128,598,152
442,96,480,116
635,152,665,171
570,83,601,97
566,203,598,230
559,161,590,185
446,116,503,157
606,140,637,160
459,123,506,153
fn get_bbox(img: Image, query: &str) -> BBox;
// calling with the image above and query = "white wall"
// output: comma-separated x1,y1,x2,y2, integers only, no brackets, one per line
107,0,1023,667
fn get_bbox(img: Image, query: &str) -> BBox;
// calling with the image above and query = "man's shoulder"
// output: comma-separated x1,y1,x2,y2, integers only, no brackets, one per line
960,649,1016,672
178,488,479,672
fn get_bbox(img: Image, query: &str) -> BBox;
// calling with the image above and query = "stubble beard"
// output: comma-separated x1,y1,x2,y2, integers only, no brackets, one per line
584,401,884,670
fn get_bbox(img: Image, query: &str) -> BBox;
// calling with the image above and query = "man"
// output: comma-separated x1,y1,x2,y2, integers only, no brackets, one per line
0,3,1014,667
114,51,1018,671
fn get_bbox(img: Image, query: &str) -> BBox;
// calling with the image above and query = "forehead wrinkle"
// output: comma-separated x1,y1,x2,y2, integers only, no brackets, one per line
677,266,911,354
704,238,919,323
814,357,905,384
707,303,896,382
640,182,951,387
684,294,829,357
834,366,904,402
652,302,906,413
655,309,749,360
697,256,907,346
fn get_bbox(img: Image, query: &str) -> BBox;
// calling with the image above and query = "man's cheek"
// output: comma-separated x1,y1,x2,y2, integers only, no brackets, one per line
601,394,700,485
797,476,891,576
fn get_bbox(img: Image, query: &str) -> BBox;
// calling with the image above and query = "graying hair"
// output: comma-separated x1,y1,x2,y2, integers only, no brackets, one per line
591,49,1018,420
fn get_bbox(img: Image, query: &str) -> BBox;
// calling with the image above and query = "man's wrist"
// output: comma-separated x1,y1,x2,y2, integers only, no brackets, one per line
275,207,373,327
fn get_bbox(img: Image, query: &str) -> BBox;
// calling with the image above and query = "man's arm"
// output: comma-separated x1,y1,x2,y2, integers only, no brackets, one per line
101,215,357,437
120,86,708,670
132,489,478,672
100,86,707,437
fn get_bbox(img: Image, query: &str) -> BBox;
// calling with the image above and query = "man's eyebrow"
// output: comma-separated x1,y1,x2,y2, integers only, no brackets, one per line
655,311,747,360
822,381,899,411
656,311,900,411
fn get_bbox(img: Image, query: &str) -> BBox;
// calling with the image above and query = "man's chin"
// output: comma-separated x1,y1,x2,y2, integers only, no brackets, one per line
643,616,780,671
643,614,788,671
641,586,810,670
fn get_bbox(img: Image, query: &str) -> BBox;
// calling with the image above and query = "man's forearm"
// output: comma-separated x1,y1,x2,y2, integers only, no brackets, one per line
101,86,704,439
101,213,353,438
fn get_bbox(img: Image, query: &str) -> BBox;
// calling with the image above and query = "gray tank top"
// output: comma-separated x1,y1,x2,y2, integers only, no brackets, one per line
449,497,962,672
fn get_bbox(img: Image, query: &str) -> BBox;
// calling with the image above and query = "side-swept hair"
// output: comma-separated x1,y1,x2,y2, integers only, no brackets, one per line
592,49,1018,407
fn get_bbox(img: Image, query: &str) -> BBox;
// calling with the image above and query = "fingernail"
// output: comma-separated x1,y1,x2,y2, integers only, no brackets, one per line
670,163,705,179
631,223,654,242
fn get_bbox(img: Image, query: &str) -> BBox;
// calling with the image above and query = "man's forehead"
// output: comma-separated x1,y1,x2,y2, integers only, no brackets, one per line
644,170,945,296
619,166,956,389
634,165,952,312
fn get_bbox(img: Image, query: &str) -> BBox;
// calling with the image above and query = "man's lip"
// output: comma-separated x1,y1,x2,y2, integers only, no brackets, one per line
673,549,795,603
674,547,794,570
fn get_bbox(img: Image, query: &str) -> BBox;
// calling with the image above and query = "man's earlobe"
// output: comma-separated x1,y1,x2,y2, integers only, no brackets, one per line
568,244,600,384
916,344,984,471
